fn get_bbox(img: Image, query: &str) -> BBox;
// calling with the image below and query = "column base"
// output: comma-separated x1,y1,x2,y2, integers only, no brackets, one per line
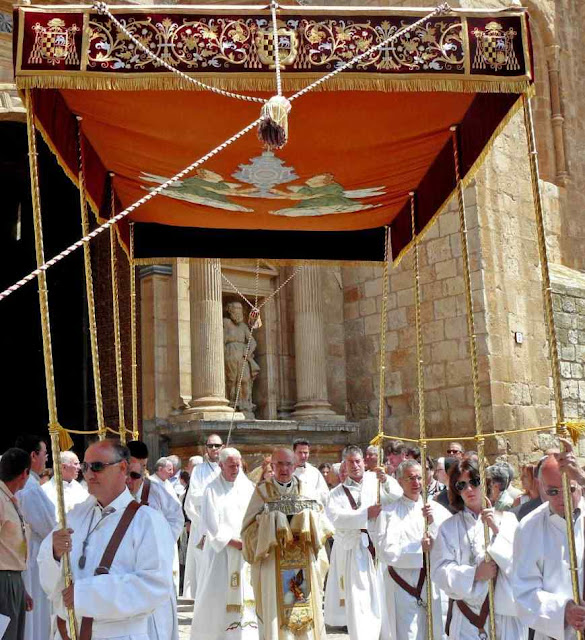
292,400,345,422
185,396,245,421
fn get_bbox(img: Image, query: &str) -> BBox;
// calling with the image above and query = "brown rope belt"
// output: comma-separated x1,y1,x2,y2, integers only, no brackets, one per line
341,485,376,562
445,594,491,640
387,554,427,607
57,501,142,640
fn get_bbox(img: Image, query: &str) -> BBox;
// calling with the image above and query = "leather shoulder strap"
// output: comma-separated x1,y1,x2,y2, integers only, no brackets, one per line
141,478,151,506
341,485,358,510
95,501,142,576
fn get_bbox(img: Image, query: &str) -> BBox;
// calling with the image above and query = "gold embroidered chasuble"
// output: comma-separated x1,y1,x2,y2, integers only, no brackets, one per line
242,477,333,639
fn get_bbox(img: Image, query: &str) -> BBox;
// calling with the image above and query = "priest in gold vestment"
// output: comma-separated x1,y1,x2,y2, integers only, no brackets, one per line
242,448,333,640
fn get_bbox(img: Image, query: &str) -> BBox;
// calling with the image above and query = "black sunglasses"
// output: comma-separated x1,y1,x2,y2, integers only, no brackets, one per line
81,460,121,474
447,449,462,455
455,477,481,492
129,471,143,480
206,444,222,449
545,486,577,497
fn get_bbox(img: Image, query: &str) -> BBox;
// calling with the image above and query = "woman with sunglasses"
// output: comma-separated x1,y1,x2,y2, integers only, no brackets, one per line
430,458,526,640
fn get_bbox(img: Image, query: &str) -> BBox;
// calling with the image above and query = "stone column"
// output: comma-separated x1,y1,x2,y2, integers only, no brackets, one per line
292,266,343,420
186,259,239,420
546,44,569,186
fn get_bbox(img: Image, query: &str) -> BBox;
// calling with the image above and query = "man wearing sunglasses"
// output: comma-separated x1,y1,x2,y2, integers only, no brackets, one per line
183,434,224,600
445,442,464,459
513,453,585,640
37,440,175,640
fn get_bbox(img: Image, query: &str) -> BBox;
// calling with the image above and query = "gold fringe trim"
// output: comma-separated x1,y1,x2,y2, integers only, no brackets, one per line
226,601,255,613
16,74,532,96
393,87,534,266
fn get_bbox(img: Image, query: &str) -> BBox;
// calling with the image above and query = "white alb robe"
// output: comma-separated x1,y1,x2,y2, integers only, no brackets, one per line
293,463,330,507
38,487,175,640
431,508,526,640
375,496,451,640
17,471,57,640
42,477,89,513
191,473,257,640
512,499,585,640
135,479,184,640
183,459,221,599
324,473,403,640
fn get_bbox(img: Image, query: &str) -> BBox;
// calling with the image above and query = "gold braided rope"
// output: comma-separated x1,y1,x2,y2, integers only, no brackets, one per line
25,90,78,640
409,193,433,640
523,94,582,633
129,222,139,441
451,126,496,640
76,117,107,441
109,177,127,445
376,227,391,504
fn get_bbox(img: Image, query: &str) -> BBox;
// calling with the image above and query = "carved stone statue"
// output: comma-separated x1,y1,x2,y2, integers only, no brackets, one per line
223,301,260,416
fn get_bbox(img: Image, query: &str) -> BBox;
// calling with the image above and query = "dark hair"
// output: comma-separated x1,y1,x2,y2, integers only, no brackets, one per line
385,440,406,456
127,440,149,460
444,457,458,474
426,455,435,471
406,446,421,462
292,439,310,451
448,458,481,512
14,434,44,456
179,470,190,485
318,463,332,473
0,448,31,482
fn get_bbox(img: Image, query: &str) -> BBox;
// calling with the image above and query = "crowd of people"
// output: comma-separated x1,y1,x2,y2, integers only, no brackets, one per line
1,432,585,640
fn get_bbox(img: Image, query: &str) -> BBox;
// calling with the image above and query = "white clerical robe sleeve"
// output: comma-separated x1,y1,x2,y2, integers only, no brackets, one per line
512,519,569,640
487,513,516,577
38,532,65,600
376,511,422,569
74,512,172,620
326,491,368,530
150,484,185,541
431,520,486,601
201,487,232,553
20,483,56,539
380,477,403,504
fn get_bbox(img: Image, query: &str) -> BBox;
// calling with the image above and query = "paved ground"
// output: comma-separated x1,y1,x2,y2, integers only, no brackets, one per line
178,599,349,639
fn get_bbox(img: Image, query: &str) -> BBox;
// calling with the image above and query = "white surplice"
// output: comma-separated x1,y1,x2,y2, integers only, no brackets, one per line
324,473,403,640
17,471,57,640
135,479,185,640
38,487,175,640
374,496,451,640
183,459,221,599
42,477,88,514
293,463,330,507
190,473,257,640
431,508,526,640
512,499,585,640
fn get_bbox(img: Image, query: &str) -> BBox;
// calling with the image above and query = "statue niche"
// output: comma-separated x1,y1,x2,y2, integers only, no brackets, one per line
223,301,260,417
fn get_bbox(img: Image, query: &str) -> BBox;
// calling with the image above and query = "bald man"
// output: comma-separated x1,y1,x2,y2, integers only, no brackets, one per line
513,453,585,640
42,451,88,513
241,448,333,640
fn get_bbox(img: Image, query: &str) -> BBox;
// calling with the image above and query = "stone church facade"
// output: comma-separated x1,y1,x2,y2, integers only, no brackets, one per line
1,0,584,469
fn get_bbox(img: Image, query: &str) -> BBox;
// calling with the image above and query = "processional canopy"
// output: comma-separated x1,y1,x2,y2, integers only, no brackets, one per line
13,3,534,264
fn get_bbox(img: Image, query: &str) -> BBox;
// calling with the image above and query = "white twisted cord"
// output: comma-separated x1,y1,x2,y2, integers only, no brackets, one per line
93,2,266,104
0,117,262,303
269,1,283,96
289,3,451,102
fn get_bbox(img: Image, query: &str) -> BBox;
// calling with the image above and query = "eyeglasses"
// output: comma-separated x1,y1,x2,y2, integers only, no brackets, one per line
545,485,577,497
455,477,481,492
128,471,142,480
206,444,222,449
81,460,121,474
447,449,462,455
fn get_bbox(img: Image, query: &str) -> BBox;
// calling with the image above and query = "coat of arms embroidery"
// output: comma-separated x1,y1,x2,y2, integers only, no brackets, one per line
472,21,519,72
28,18,80,66
254,21,298,69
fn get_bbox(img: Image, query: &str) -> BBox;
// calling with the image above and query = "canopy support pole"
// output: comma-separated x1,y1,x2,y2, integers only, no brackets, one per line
376,226,391,503
76,117,106,441
25,89,78,640
129,222,139,441
450,125,497,640
523,93,582,635
410,192,434,640
109,176,127,444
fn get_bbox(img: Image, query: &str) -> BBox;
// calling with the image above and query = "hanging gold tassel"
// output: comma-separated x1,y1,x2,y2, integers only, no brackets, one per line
49,422,74,452
258,95,291,149
564,421,585,446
